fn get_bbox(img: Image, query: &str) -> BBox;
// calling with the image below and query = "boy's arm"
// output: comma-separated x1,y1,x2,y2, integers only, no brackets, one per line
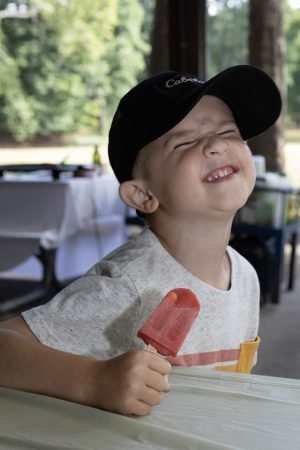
0,316,171,416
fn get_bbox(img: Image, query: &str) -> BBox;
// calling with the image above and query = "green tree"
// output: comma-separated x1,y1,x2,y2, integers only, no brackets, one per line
207,0,248,77
105,0,151,123
0,20,39,140
284,2,300,126
0,0,151,141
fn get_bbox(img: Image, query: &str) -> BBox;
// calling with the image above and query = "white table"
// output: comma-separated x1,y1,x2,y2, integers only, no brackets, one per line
0,367,300,450
0,174,122,250
0,174,127,310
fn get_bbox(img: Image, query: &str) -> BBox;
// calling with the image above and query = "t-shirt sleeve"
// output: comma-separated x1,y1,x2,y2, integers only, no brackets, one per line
22,270,140,360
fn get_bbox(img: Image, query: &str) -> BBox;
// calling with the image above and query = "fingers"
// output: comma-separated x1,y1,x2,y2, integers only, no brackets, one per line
129,398,156,417
132,385,164,416
145,368,169,392
140,354,170,412
93,349,172,416
148,353,171,391
118,380,164,416
147,351,172,376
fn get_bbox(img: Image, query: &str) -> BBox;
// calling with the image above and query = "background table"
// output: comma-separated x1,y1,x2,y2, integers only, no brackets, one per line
0,174,128,312
1,367,300,450
0,175,120,252
0,163,82,180
231,185,300,304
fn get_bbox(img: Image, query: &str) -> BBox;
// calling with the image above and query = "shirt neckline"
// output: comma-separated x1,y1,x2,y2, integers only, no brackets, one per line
143,227,235,294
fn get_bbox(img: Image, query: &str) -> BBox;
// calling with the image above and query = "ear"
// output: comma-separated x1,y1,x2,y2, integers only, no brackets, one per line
119,180,159,214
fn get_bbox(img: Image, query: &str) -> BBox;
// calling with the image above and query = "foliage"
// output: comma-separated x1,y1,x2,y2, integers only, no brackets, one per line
207,0,248,77
2,0,300,139
207,0,300,126
104,0,150,122
0,0,152,140
284,1,300,125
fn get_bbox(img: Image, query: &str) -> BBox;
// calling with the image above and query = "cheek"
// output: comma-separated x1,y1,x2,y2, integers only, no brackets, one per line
242,147,256,187
150,151,201,204
248,157,257,190
153,168,194,208
175,150,200,178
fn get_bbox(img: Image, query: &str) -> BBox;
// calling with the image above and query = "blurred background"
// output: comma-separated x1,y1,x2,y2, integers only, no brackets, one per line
0,0,299,182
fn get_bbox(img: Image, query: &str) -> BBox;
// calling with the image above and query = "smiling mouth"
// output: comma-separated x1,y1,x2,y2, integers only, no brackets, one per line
205,166,235,182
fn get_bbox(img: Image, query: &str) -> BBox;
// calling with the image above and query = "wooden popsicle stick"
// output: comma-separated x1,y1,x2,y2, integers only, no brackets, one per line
147,344,157,353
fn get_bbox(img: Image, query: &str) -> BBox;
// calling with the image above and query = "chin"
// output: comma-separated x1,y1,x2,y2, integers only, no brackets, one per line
213,204,245,220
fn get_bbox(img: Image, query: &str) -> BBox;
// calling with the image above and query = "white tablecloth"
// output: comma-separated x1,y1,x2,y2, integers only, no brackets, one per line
0,174,126,272
0,367,300,450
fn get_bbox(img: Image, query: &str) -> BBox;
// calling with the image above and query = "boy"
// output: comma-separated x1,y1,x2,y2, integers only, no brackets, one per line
0,65,281,416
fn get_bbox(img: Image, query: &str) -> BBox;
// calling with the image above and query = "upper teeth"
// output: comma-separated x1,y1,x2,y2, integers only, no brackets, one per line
206,167,233,182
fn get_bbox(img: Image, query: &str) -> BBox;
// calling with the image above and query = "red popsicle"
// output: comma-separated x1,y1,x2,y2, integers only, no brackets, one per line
137,288,200,357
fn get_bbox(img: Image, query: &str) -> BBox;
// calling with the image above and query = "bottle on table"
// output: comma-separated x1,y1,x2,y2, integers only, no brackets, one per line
93,145,102,175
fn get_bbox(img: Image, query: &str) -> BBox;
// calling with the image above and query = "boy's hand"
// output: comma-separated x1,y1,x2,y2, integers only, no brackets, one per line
88,349,171,416
0,318,171,417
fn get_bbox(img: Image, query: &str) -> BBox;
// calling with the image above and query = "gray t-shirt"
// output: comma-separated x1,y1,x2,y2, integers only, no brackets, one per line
22,228,260,370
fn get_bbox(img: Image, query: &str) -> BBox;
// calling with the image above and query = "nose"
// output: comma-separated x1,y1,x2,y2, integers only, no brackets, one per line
203,135,228,157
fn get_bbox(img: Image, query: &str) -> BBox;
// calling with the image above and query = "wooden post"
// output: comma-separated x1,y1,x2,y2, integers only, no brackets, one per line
149,0,207,79
168,0,206,78
248,0,285,173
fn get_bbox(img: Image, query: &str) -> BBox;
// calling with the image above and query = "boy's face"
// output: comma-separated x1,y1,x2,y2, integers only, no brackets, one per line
135,95,256,221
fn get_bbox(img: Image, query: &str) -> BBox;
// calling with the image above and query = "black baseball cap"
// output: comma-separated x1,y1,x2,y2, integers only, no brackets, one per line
108,65,282,183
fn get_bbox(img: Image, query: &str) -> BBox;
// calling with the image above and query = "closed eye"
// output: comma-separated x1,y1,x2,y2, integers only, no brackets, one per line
174,140,197,149
219,128,239,136
173,127,239,149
